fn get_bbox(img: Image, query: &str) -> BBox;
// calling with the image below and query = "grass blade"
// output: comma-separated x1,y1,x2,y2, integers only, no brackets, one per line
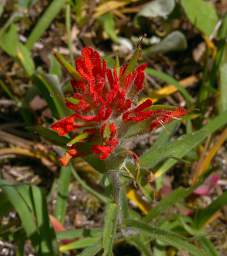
33,73,69,118
0,180,36,236
140,110,227,176
144,187,190,222
54,52,81,80
198,237,219,256
26,0,66,49
29,186,58,255
56,228,101,241
194,192,227,229
77,242,102,256
17,44,35,76
60,236,100,252
219,45,227,112
146,67,194,105
127,219,206,256
55,165,72,223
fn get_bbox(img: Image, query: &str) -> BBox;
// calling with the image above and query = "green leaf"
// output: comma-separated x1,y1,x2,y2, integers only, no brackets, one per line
146,67,193,105
127,220,206,256
77,242,102,256
140,110,227,177
143,31,187,55
144,187,190,222
67,132,89,147
102,203,118,256
66,96,80,105
29,186,58,255
17,44,35,76
0,180,58,255
194,192,227,229
33,73,69,118
124,46,142,77
100,13,119,43
56,228,101,241
60,237,101,252
0,24,19,57
54,52,81,80
0,180,36,236
198,237,219,256
218,15,227,40
138,0,175,19
55,165,72,223
219,44,227,112
181,0,218,36
26,0,66,49
49,54,62,78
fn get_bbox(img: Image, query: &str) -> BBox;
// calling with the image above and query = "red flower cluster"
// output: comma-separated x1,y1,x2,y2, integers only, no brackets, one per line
51,47,186,166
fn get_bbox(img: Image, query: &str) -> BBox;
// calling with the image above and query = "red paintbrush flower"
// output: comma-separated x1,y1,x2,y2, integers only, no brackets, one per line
51,47,186,166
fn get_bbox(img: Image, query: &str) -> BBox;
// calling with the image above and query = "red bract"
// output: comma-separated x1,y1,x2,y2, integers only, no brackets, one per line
51,47,186,166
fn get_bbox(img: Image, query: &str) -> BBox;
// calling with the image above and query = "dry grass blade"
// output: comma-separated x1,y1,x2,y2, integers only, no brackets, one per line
94,0,139,18
150,75,198,103
0,130,33,149
192,128,227,183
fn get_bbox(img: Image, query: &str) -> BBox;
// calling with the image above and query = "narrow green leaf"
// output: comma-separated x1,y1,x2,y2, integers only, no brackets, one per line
140,110,227,175
77,242,102,256
17,44,35,76
0,180,36,236
67,132,89,147
102,203,118,256
0,24,19,56
54,52,81,80
144,187,190,222
99,13,119,43
127,220,206,256
194,192,227,229
56,228,101,241
29,186,58,255
55,165,72,223
123,46,142,77
146,67,193,105
26,0,66,49
33,73,69,118
65,3,74,64
219,45,227,112
66,96,80,105
60,237,100,252
49,54,62,78
143,31,188,56
198,237,219,256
